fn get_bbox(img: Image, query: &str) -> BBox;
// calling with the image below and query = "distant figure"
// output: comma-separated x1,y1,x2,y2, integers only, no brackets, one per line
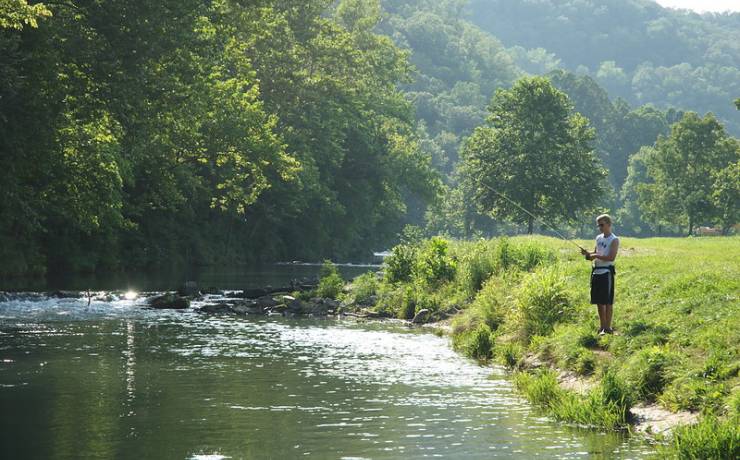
581,214,620,335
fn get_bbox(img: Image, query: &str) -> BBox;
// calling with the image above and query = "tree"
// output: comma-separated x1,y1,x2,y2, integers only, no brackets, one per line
636,112,739,236
712,161,740,234
462,77,607,234
0,0,50,30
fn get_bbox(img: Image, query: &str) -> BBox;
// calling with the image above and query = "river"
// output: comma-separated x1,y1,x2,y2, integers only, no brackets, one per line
0,267,653,459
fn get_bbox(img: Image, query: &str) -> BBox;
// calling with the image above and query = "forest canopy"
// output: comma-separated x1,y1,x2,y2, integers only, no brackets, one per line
0,0,738,277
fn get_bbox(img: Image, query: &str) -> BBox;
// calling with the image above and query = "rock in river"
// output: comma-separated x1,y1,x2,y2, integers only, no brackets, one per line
178,281,199,297
231,300,264,315
199,303,232,314
412,308,431,324
149,293,190,309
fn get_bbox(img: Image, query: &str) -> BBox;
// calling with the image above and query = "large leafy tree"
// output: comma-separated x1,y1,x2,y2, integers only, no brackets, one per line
635,112,739,235
711,161,740,235
462,76,607,234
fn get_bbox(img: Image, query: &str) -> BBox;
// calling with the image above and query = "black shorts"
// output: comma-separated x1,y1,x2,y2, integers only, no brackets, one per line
591,268,615,305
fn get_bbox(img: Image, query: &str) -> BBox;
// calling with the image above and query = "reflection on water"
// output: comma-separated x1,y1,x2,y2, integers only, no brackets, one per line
0,297,653,459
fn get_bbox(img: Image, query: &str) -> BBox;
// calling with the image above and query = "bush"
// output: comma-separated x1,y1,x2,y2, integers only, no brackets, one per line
492,237,555,273
384,244,417,283
453,239,497,295
453,323,493,361
729,388,740,417
350,271,378,305
661,377,729,413
516,369,632,430
514,370,562,408
661,416,740,459
316,260,344,299
622,346,676,401
414,237,456,285
496,342,524,368
516,266,574,338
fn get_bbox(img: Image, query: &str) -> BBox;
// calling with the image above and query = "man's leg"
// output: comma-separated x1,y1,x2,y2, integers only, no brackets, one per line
597,304,606,331
605,304,613,331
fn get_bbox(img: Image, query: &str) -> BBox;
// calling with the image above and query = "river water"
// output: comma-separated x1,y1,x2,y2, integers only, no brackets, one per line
0,268,653,459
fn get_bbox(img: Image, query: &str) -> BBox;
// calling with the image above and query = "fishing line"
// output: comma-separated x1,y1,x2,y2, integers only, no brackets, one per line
478,181,587,252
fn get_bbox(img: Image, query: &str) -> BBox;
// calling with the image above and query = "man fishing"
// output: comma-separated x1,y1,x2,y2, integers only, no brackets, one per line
581,214,619,335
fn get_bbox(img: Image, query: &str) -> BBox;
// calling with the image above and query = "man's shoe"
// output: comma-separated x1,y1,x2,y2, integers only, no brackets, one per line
598,328,606,336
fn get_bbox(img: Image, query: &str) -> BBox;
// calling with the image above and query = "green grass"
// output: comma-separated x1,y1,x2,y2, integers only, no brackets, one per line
346,235,740,458
514,369,632,430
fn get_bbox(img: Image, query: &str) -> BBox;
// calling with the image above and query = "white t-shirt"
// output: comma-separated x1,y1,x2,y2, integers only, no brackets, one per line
593,233,618,275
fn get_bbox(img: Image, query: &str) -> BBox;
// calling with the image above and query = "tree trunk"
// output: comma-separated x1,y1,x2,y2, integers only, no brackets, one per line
688,215,693,237
527,216,534,234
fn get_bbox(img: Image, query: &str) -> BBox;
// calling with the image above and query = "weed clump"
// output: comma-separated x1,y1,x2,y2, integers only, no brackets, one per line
316,260,343,299
661,416,740,459
348,272,378,305
414,237,456,285
515,369,632,430
453,323,494,361
622,346,676,401
516,266,574,338
495,342,524,368
384,244,417,283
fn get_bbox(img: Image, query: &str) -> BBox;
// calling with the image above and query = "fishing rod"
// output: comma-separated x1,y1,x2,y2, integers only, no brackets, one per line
478,181,587,253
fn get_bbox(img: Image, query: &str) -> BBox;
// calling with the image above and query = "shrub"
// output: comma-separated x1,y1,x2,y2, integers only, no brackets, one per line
496,342,524,368
516,266,574,338
384,244,417,283
414,237,456,285
599,370,633,417
316,260,344,299
492,237,556,273
350,271,378,305
516,369,632,430
661,416,740,459
453,239,497,295
661,377,729,413
729,388,740,417
622,346,676,401
453,323,493,361
514,370,562,408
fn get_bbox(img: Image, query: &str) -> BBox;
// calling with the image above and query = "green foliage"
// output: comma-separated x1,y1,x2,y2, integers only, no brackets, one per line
467,0,740,137
452,238,555,296
413,237,456,285
634,112,739,235
712,161,740,234
516,266,574,338
349,272,378,305
384,244,418,284
0,0,440,276
661,377,729,414
0,0,51,30
514,369,632,430
461,76,607,234
453,323,493,361
316,260,344,299
621,346,676,402
495,342,524,369
661,416,740,460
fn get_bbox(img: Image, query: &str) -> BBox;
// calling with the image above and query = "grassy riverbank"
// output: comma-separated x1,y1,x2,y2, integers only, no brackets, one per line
341,235,740,458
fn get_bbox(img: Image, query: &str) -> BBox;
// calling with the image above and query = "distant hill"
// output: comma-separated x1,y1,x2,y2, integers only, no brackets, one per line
467,0,740,134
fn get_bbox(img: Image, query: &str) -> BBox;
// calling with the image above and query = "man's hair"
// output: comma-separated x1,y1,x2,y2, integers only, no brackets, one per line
596,214,612,225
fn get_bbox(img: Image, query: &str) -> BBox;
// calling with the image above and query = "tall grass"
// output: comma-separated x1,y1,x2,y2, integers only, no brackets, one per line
516,266,575,338
660,416,740,459
514,369,632,430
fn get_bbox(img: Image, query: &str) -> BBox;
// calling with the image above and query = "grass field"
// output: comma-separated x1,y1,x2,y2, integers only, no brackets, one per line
343,235,740,458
